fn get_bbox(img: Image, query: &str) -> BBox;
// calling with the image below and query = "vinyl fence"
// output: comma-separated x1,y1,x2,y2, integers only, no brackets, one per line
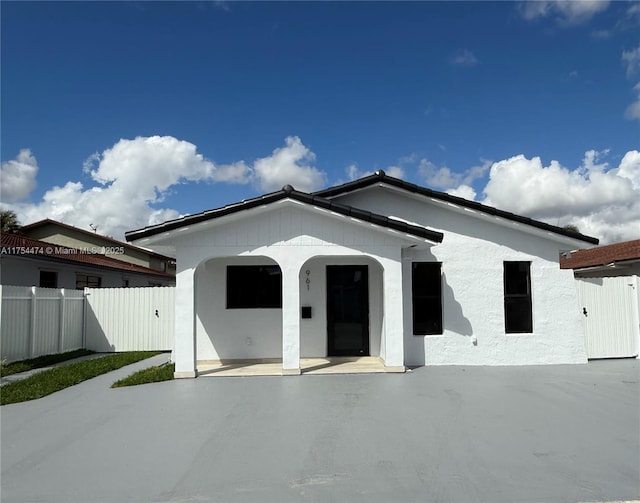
0,286,174,363
0,286,85,363
575,275,640,359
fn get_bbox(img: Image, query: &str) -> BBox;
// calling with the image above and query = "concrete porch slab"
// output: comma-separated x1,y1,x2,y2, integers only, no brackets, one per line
197,356,390,377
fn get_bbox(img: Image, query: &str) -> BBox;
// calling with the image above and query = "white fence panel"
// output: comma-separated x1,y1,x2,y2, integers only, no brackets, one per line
0,286,85,363
85,287,174,352
576,276,639,359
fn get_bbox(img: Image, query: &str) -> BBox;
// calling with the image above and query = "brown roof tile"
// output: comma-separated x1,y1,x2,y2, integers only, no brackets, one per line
559,239,640,270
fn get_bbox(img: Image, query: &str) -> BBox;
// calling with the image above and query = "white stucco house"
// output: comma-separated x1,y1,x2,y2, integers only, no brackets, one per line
126,171,599,377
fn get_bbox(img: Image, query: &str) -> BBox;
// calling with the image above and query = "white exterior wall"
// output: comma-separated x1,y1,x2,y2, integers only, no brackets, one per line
145,201,415,375
335,187,588,366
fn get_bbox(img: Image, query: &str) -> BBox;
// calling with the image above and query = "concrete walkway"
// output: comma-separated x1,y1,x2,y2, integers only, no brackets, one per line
0,353,112,386
1,358,639,502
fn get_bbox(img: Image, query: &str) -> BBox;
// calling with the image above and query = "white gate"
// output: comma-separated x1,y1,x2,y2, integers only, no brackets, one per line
575,276,640,359
84,287,174,352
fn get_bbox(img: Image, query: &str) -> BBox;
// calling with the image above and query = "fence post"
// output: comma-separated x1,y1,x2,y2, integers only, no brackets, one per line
59,289,66,353
29,286,37,358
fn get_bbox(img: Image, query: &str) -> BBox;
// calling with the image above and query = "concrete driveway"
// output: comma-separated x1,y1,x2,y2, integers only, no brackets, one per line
1,357,638,503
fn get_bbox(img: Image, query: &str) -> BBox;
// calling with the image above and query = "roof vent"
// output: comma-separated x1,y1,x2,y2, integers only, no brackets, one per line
282,184,294,194
375,169,386,178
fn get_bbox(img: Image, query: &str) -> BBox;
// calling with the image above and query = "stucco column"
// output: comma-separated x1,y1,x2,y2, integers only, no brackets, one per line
174,265,197,378
381,255,405,372
281,264,301,375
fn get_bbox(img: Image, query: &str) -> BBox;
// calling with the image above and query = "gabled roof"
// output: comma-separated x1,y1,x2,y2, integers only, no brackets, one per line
21,219,174,261
1,233,175,278
125,184,445,243
560,239,640,270
314,170,599,245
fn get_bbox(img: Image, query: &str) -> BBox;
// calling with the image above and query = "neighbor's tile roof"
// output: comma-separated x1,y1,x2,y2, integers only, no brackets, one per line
560,239,640,269
314,171,599,245
126,184,445,243
1,233,174,278
559,239,640,270
21,218,174,260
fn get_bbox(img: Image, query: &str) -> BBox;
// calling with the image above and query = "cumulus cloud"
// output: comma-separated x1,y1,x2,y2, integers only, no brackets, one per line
450,49,478,67
479,150,639,244
0,149,38,203
253,136,326,192
519,0,610,25
3,135,327,239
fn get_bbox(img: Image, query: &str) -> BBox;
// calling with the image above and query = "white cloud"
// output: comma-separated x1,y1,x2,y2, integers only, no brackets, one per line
419,158,491,190
0,149,38,203
625,82,640,120
253,136,326,192
622,46,640,78
446,185,477,201
622,47,640,121
345,163,404,182
479,150,639,244
4,135,327,239
519,0,610,25
450,49,478,67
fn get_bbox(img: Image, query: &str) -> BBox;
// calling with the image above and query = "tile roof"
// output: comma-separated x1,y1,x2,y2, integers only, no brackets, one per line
559,239,640,270
21,219,174,260
1,233,175,278
314,170,599,245
126,184,445,243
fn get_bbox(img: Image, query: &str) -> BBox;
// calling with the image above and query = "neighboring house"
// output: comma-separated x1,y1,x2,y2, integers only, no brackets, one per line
560,239,640,278
1,233,175,289
21,219,175,276
126,171,599,378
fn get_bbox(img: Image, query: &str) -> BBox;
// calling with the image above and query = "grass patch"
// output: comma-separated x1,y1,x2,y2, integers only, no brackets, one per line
112,363,174,388
1,349,95,377
1,351,162,405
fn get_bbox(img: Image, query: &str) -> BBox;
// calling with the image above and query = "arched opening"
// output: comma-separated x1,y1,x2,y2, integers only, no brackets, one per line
299,255,384,359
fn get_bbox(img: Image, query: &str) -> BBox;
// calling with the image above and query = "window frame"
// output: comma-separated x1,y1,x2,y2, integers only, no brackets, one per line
226,265,282,309
76,274,102,290
503,261,533,334
411,262,443,335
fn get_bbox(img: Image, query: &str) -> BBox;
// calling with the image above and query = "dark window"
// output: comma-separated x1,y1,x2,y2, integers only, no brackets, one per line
39,271,57,288
227,265,282,309
76,274,102,289
504,261,532,333
412,262,443,335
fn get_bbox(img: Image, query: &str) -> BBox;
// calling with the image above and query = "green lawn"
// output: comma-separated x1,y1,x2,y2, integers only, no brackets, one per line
1,351,162,405
1,349,95,377
112,363,175,387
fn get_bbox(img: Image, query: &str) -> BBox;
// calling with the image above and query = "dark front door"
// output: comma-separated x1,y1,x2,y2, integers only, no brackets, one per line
327,265,369,356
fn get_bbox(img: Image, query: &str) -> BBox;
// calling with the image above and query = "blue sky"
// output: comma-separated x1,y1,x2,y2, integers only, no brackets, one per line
1,1,639,243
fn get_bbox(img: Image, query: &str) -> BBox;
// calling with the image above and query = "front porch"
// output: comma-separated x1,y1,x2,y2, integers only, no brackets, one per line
196,356,403,377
